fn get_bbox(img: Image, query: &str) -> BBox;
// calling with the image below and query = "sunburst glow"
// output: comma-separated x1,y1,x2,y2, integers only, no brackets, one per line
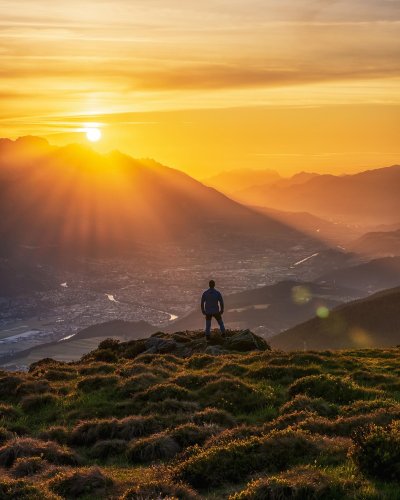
86,127,102,142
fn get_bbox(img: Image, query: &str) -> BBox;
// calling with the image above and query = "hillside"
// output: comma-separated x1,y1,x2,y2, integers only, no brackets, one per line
349,229,400,257
0,329,399,498
0,137,311,259
170,280,359,337
270,286,400,350
317,256,400,292
203,168,281,196
233,165,400,225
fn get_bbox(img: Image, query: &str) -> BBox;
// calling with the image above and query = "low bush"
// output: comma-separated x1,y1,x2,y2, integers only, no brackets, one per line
16,380,52,396
122,341,147,359
11,456,48,478
173,372,219,390
0,427,13,445
192,408,236,427
49,467,113,498
288,374,375,404
92,348,119,363
0,438,80,467
133,383,192,403
0,375,24,399
0,478,57,499
127,433,181,463
198,377,272,413
77,374,119,392
340,399,399,416
141,399,199,415
20,392,58,412
171,424,220,447
176,429,327,488
70,415,162,445
187,354,216,370
279,395,338,417
0,403,18,419
350,421,400,481
44,368,77,381
90,439,127,459
79,363,115,375
249,365,321,383
98,338,120,350
230,466,351,500
121,479,198,499
39,426,69,444
118,373,160,397
217,362,248,377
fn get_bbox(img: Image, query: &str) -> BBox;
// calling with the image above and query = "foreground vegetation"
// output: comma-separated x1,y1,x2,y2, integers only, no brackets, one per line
0,330,400,498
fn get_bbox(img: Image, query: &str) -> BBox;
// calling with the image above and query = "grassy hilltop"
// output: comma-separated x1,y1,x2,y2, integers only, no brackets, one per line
0,330,400,499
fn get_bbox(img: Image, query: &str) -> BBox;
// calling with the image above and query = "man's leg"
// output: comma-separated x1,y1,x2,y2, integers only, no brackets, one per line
215,313,226,336
205,314,212,339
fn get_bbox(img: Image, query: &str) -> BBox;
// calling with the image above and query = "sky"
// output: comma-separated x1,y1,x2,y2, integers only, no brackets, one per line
1,0,399,177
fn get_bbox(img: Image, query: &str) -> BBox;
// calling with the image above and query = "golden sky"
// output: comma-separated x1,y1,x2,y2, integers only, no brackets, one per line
1,0,399,177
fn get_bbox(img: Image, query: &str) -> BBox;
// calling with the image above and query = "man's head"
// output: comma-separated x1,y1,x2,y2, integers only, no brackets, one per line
209,280,215,288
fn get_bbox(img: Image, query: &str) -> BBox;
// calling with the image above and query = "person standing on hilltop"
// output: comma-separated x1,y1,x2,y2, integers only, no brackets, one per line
201,280,226,341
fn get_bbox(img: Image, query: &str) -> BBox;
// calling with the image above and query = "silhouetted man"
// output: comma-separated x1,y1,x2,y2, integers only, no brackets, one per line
201,280,225,340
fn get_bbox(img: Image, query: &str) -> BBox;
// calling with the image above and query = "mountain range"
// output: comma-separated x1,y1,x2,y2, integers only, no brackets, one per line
233,165,400,225
0,137,315,259
270,286,400,350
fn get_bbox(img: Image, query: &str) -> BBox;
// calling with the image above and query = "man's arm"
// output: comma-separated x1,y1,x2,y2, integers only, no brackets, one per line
219,292,224,314
201,292,206,315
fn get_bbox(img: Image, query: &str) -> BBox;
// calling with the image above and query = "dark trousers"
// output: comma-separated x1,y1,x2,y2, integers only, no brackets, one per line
205,313,225,336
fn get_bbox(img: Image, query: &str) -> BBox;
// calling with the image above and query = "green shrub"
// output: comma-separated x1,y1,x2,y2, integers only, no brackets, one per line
0,478,57,499
279,395,338,417
198,377,271,413
121,479,198,499
133,383,191,403
0,375,24,399
288,374,374,404
127,433,181,463
79,363,116,375
11,456,48,478
250,365,321,383
192,408,236,427
119,373,160,396
217,362,248,377
176,429,326,488
230,466,351,499
98,338,120,350
39,425,69,444
350,421,400,481
16,380,52,396
187,354,216,370
298,408,400,437
122,341,147,359
0,403,18,419
44,368,77,381
171,424,220,447
49,467,113,498
92,348,118,363
0,437,80,467
70,415,162,445
340,399,399,416
141,399,199,415
20,392,58,412
0,427,13,445
90,439,127,459
77,374,119,392
173,372,219,390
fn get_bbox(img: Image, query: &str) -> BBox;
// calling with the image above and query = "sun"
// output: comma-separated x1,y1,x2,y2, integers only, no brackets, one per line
85,127,102,142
